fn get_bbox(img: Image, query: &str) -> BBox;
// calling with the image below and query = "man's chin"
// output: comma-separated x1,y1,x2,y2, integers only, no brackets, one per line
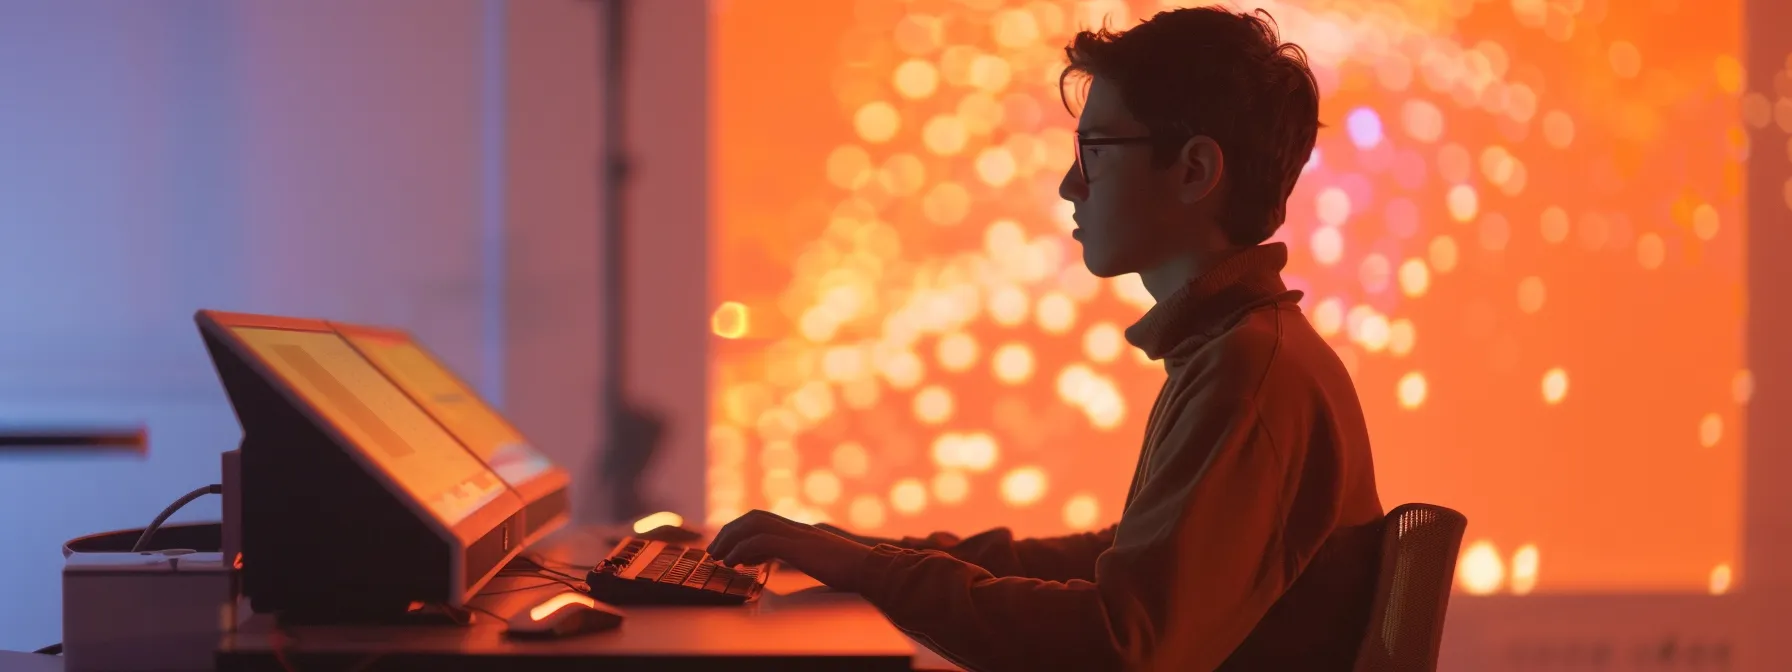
1079,249,1133,278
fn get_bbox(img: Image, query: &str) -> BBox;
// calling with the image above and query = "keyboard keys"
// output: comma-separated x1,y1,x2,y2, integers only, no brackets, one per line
661,557,699,584
725,576,755,596
637,549,678,582
683,563,714,588
703,571,733,593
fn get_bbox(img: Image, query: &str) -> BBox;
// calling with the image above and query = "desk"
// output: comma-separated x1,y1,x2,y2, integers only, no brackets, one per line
216,526,948,671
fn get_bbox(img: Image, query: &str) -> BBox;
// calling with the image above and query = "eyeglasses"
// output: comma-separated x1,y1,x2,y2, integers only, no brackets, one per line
1073,132,1159,183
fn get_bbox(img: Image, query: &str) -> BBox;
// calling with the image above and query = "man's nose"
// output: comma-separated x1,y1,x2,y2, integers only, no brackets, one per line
1058,161,1086,202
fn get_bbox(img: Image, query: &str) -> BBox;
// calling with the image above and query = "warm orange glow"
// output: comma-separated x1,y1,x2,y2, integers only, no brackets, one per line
716,0,1745,593
529,592,596,622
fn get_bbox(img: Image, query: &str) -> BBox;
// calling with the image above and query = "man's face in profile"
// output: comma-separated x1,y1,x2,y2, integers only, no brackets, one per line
1059,77,1183,279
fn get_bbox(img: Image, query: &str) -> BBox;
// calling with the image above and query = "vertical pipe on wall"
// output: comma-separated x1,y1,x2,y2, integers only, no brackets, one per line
481,0,508,407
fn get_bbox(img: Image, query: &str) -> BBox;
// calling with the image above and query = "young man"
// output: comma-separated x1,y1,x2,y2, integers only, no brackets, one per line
707,6,1384,670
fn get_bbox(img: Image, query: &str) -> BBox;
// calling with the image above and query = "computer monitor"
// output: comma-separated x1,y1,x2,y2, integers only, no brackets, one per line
196,311,524,619
331,321,571,546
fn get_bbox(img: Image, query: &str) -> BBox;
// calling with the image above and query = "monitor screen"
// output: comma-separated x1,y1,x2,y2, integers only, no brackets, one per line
231,326,509,526
340,330,556,486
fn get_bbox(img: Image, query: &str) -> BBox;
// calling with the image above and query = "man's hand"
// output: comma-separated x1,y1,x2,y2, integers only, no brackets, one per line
707,510,877,591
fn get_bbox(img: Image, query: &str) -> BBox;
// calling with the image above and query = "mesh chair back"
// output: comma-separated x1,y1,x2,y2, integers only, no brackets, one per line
1353,503,1468,672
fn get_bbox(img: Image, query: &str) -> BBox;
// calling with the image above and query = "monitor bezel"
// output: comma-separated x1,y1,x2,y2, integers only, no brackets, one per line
330,320,572,545
196,310,524,603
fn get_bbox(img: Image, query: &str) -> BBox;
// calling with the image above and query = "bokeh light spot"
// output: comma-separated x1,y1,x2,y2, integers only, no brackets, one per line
1083,322,1124,363
1358,313,1392,353
1447,185,1480,222
923,115,969,155
1608,41,1642,78
1388,319,1417,356
992,342,1035,384
1398,258,1431,297
1478,212,1510,251
1540,206,1571,243
1517,276,1547,314
932,470,970,504
1510,545,1540,595
975,146,1018,186
937,332,980,372
1542,367,1570,405
1036,292,1077,334
1693,203,1720,240
1429,235,1460,273
1401,99,1445,143
803,470,842,505
1733,370,1755,404
854,101,900,143
894,59,939,99
826,145,874,190
849,494,886,530
1317,187,1352,227
832,441,869,478
1699,413,1724,448
1637,232,1666,269
1459,540,1505,595
1313,297,1345,336
711,301,750,339
891,478,928,514
1542,110,1576,148
1063,493,1101,530
1311,226,1344,265
1000,467,1049,506
1347,107,1384,148
1710,564,1734,595
1397,371,1428,409
1360,254,1392,294
913,385,955,425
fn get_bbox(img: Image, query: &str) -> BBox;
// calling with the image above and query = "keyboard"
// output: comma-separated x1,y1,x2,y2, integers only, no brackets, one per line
585,536,772,606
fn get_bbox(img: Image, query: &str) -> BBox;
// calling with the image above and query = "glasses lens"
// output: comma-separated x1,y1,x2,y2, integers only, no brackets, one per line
1074,134,1086,182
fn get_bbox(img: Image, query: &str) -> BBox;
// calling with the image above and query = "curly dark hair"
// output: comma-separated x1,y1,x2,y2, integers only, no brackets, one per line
1060,6,1323,246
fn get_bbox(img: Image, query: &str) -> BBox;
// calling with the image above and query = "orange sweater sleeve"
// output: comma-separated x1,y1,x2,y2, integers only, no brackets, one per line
858,526,1118,582
851,400,1350,672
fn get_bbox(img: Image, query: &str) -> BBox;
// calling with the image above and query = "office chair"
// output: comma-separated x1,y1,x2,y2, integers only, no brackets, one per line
1353,503,1468,672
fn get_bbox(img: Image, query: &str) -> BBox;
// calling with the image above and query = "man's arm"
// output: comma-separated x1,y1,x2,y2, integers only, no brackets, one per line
820,524,1118,582
849,401,1351,672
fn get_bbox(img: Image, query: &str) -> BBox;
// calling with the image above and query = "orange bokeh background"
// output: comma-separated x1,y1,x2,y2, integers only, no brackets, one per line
711,0,1745,594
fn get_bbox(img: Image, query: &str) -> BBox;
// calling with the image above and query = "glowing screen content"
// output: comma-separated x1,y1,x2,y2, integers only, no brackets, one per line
712,0,1745,594
232,327,508,526
342,332,556,486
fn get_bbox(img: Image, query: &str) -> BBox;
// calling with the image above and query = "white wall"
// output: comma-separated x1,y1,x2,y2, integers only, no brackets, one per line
0,0,503,650
0,0,714,651
500,0,709,526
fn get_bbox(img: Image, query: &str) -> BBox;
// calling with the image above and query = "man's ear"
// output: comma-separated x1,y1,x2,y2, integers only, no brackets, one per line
1177,135,1224,205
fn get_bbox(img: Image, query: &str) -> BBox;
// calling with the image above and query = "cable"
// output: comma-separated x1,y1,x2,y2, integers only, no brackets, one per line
132,484,223,553
480,579,582,596
504,556,585,583
464,603,506,623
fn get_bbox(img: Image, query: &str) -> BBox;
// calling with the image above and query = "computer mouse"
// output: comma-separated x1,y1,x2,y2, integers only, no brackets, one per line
505,591,625,639
635,524,704,543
